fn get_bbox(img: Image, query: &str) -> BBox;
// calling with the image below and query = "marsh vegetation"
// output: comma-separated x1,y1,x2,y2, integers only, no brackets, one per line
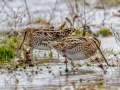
0,0,120,90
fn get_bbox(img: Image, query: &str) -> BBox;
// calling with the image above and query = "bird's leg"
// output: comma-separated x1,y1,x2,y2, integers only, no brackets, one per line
25,48,33,67
63,54,69,73
62,48,69,73
64,58,69,73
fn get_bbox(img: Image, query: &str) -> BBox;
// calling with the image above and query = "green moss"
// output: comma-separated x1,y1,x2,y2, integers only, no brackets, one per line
0,45,14,63
96,0,120,6
0,31,9,36
97,27,112,37
75,0,120,6
75,29,93,36
108,0,120,6
35,17,47,24
49,52,53,60
39,59,58,64
5,36,19,49
75,29,83,35
102,48,114,56
97,82,103,88
28,17,48,24
0,41,5,44
0,36,20,63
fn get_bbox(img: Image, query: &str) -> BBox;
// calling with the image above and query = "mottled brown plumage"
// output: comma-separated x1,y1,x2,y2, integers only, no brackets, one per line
47,36,101,72
49,36,100,60
19,28,77,50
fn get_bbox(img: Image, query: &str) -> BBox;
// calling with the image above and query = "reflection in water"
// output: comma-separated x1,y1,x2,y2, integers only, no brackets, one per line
0,65,120,90
0,0,120,90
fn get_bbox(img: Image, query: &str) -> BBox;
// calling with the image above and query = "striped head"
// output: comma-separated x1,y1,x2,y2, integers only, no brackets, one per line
90,37,109,66
82,37,101,57
19,28,35,50
62,28,77,37
92,37,101,47
24,28,36,39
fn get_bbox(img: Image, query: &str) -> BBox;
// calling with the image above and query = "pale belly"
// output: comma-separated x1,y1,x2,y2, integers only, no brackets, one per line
67,52,88,60
56,50,88,60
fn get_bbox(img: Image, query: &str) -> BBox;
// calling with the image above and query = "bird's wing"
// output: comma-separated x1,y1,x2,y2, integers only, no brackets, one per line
53,37,88,49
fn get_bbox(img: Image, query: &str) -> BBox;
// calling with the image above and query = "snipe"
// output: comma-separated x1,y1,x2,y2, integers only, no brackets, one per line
47,36,109,72
19,27,77,50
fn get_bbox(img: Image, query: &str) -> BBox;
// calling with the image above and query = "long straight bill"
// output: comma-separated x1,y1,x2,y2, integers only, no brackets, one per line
19,31,27,50
95,43,110,66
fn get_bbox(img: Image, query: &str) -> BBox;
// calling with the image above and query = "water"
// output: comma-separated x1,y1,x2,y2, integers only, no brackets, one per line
0,0,120,90
0,36,120,90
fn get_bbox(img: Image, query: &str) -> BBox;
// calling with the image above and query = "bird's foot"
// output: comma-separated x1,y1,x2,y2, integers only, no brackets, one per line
65,68,69,73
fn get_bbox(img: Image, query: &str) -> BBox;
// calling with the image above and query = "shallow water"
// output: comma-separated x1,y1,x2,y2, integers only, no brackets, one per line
0,65,120,90
0,37,120,90
0,0,120,90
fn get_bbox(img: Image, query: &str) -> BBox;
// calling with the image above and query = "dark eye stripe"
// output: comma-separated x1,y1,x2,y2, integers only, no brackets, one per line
92,37,101,47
